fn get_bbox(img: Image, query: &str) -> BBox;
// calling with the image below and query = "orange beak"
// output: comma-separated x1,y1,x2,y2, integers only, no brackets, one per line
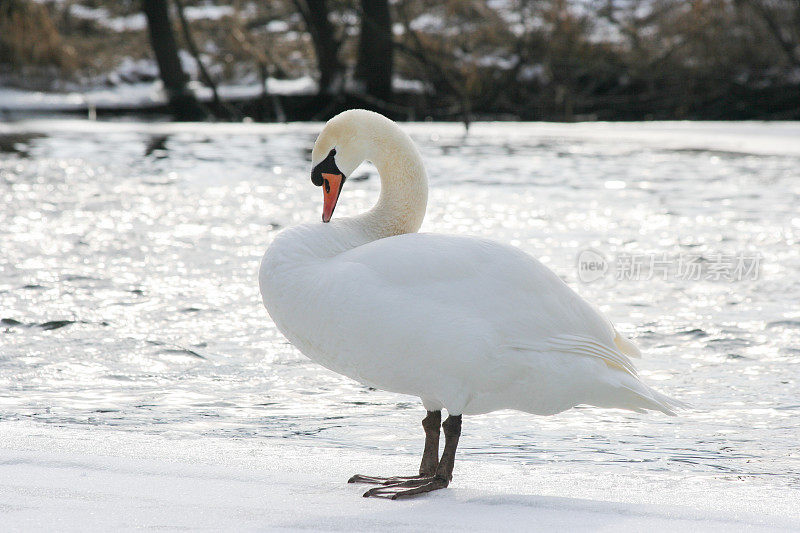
321,172,343,223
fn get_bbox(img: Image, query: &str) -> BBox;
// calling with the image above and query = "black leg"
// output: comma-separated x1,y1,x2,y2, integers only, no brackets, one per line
435,414,461,482
348,410,441,485
361,414,462,500
419,410,442,476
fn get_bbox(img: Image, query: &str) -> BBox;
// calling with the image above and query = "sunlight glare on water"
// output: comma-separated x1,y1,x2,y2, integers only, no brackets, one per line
0,120,798,495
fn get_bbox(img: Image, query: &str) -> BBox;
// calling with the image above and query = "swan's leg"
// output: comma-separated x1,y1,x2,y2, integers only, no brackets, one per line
435,414,461,482
362,414,462,500
418,409,442,475
348,410,441,485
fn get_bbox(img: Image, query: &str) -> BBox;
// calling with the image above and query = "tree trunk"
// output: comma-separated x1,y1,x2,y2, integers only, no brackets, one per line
141,0,206,120
293,0,343,94
355,0,393,99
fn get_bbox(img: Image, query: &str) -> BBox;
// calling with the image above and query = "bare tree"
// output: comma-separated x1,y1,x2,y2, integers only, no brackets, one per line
141,0,206,120
355,0,393,99
293,0,343,94
737,0,800,67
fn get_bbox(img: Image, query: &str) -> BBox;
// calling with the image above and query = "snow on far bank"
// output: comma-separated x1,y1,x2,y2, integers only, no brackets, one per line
0,84,165,111
0,75,431,113
1,421,798,532
0,78,317,113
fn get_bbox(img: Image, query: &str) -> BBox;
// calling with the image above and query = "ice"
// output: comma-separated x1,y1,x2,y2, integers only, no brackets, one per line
1,120,799,530
1,422,797,531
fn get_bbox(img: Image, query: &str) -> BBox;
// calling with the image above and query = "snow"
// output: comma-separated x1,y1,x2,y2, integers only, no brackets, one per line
393,76,428,93
1,421,797,532
263,76,317,95
183,5,235,21
0,76,318,113
68,4,107,23
104,13,147,33
68,4,146,32
0,73,439,112
478,55,519,70
265,20,290,33
410,13,446,32
67,3,233,32
0,84,164,111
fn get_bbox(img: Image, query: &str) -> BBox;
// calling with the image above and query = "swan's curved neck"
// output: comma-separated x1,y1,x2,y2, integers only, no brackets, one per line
354,124,428,240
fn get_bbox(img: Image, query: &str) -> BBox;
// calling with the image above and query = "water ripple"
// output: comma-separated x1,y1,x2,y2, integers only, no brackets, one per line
1,121,798,496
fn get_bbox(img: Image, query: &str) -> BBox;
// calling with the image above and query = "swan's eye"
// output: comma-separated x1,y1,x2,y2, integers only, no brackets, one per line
323,178,331,193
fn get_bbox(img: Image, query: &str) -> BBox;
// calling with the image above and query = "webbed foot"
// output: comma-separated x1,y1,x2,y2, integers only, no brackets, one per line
348,473,431,485
361,476,449,499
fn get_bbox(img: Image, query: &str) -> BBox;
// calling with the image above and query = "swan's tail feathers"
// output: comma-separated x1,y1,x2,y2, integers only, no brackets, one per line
649,387,691,411
607,377,690,416
506,334,688,415
618,385,677,416
613,332,642,358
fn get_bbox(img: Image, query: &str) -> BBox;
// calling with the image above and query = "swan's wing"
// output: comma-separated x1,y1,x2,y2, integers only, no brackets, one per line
336,232,638,374
505,334,639,376
614,332,642,358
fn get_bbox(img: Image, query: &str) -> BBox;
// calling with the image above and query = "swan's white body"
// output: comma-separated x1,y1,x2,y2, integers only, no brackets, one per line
259,110,681,417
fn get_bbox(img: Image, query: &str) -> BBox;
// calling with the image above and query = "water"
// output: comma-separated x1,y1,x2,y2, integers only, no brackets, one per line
1,120,798,497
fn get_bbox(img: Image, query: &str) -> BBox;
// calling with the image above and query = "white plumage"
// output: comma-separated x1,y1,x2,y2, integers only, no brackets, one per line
259,109,682,419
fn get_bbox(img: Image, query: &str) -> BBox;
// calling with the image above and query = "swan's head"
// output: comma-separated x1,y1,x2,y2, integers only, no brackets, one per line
310,110,379,222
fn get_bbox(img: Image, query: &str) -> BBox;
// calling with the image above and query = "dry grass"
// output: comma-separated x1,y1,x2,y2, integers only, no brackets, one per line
1,0,797,119
0,0,77,75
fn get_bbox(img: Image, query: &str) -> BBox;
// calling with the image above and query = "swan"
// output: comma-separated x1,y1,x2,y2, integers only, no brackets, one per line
259,109,684,499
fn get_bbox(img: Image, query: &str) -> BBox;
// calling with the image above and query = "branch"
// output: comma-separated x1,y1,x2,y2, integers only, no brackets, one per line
173,0,241,119
738,0,800,66
394,2,471,127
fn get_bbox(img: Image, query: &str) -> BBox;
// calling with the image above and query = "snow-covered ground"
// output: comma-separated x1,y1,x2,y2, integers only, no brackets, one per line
1,422,797,532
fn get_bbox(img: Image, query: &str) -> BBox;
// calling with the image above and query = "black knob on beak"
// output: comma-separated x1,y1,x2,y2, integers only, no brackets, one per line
311,148,341,186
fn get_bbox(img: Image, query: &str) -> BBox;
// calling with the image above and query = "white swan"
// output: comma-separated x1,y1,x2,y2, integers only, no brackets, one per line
259,109,683,499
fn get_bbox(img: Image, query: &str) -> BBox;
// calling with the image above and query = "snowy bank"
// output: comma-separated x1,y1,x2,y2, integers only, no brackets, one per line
0,79,316,113
1,422,797,532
